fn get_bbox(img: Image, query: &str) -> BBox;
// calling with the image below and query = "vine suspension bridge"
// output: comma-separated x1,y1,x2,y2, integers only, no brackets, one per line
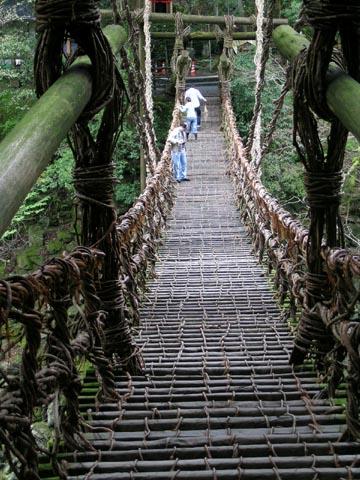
1,2,360,480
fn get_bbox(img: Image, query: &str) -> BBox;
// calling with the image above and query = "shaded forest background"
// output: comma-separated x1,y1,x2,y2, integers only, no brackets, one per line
0,0,359,278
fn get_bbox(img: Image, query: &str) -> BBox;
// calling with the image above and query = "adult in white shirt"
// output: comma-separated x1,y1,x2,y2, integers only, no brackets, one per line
168,123,190,183
184,86,207,127
179,97,198,140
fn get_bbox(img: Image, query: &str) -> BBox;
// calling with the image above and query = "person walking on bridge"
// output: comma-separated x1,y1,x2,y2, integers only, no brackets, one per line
179,97,198,141
184,86,207,128
168,123,190,183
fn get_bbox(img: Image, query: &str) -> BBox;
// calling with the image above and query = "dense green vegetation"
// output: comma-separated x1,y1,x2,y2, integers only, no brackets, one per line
231,48,306,215
231,46,360,243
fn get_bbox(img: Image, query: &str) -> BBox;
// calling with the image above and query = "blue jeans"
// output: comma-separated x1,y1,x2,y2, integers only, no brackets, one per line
172,149,187,181
186,117,197,134
195,106,201,126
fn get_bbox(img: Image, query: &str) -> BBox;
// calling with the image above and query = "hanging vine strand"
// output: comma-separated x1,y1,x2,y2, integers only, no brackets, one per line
0,248,116,479
144,0,155,123
120,2,160,171
216,15,235,91
246,0,274,171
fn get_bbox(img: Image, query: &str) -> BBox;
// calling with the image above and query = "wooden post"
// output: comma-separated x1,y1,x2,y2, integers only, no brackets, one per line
272,25,360,142
145,12,288,26
0,25,127,238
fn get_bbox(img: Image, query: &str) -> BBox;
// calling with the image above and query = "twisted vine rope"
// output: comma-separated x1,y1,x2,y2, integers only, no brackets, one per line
261,68,291,157
144,0,154,123
289,0,360,439
220,0,360,438
246,0,274,171
217,16,235,91
0,248,115,479
119,2,159,171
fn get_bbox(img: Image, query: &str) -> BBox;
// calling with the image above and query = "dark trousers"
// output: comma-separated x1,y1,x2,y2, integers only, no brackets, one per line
195,106,201,126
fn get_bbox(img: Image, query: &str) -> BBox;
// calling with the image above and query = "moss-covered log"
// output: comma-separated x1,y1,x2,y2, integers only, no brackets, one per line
100,9,288,27
152,31,256,41
0,25,127,238
273,25,360,143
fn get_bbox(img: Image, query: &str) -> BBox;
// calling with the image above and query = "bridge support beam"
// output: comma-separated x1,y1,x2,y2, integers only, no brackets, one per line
273,25,360,143
101,10,288,27
0,25,127,238
151,31,256,41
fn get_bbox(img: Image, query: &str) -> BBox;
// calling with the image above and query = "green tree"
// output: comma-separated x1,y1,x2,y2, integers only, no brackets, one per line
175,0,254,16
280,0,302,25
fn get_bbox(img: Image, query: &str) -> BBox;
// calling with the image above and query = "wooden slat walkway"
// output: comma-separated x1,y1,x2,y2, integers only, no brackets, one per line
45,87,360,479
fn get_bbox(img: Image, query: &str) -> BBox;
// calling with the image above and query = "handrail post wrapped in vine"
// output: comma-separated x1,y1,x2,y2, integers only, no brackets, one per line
289,0,360,439
217,16,235,95
171,13,191,101
35,0,143,374
221,2,360,439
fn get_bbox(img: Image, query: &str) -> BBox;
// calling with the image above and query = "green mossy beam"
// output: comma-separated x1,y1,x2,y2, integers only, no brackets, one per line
151,31,256,41
273,25,360,143
0,25,127,238
100,10,288,27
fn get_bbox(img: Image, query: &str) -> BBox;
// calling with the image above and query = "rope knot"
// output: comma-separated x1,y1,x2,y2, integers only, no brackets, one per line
304,171,343,209
35,0,115,118
35,0,101,31
74,163,115,209
301,0,360,30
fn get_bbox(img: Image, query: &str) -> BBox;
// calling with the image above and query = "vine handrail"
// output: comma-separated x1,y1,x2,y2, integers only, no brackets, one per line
0,92,180,480
0,6,182,474
221,83,360,439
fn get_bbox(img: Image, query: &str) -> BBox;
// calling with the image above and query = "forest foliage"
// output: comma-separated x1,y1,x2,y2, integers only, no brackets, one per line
231,46,360,244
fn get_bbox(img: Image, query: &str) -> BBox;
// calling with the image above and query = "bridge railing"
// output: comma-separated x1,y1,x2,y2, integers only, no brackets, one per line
0,247,114,478
221,81,360,440
115,105,180,327
0,11,183,475
0,98,180,480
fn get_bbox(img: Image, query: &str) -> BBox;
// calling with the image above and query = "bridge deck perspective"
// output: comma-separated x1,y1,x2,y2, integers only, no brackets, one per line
41,86,360,479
